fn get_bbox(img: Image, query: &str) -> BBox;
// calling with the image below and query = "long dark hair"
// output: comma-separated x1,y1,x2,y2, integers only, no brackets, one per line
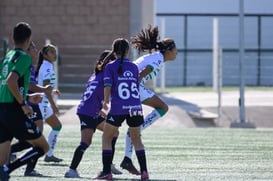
35,44,56,77
131,24,176,54
95,50,116,75
102,38,129,75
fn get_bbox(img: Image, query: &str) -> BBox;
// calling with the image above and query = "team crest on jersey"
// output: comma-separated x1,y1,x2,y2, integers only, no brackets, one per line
123,70,133,77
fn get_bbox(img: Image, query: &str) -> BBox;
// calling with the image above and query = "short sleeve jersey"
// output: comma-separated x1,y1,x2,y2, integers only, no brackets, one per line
0,49,31,103
77,72,104,117
37,60,56,104
104,58,142,115
133,51,164,84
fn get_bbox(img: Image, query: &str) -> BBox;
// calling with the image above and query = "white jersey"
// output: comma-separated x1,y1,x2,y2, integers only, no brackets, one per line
37,60,56,119
37,60,56,91
134,51,164,85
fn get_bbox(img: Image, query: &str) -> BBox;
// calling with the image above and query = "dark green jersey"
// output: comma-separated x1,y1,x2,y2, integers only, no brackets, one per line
0,48,31,103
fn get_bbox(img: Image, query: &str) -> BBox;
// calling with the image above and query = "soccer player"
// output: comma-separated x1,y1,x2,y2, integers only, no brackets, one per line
36,44,63,162
9,41,53,177
120,25,177,174
64,50,122,178
95,38,149,180
0,22,49,181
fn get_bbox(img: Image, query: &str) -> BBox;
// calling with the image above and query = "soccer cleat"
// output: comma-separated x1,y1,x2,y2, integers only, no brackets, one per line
0,167,9,181
64,168,81,178
141,171,149,180
94,171,112,180
120,157,140,175
24,170,43,177
111,164,122,175
44,155,63,162
8,153,17,163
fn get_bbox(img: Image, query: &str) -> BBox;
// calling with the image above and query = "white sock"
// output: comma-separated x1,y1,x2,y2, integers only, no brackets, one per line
124,130,134,159
141,109,161,130
124,109,162,159
47,130,60,156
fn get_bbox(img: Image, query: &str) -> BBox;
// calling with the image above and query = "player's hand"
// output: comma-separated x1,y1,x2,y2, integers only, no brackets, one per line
53,89,61,97
100,102,110,118
21,104,33,115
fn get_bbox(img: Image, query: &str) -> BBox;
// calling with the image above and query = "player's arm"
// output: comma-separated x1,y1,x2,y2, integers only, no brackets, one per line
103,86,111,104
7,72,33,114
139,65,153,81
29,83,52,95
100,86,111,118
43,80,59,114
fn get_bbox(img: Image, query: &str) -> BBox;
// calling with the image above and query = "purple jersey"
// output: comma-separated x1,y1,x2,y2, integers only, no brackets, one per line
104,58,142,115
28,65,37,95
77,72,104,117
27,65,38,105
29,65,37,85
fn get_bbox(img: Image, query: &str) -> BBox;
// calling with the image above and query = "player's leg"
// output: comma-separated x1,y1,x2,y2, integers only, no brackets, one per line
24,117,44,176
65,114,96,178
22,104,44,176
6,127,49,174
0,141,11,181
122,86,167,174
121,130,140,175
44,113,63,162
127,115,149,180
97,118,122,174
95,116,121,180
141,94,168,130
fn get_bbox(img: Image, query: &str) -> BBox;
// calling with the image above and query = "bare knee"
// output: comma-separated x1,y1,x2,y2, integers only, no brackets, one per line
162,103,169,113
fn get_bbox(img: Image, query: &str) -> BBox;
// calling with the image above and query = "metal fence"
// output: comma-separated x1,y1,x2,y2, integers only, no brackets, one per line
156,13,273,86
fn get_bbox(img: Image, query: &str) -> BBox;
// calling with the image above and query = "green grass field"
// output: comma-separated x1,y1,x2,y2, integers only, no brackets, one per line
9,125,273,181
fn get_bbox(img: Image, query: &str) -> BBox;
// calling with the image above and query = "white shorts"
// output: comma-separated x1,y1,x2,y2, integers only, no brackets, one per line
139,84,155,102
39,103,54,121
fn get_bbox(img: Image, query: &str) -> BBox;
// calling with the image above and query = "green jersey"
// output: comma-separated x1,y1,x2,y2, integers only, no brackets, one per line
0,48,31,103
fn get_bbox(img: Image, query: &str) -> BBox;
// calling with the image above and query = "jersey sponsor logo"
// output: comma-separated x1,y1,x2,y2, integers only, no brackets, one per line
2,64,9,78
123,70,133,77
118,70,137,81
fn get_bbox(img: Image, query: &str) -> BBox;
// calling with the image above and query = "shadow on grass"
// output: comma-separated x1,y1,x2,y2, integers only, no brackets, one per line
39,162,69,167
90,178,176,181
160,93,216,127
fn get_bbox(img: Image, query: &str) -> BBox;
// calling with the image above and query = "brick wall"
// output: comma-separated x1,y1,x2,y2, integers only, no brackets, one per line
0,0,130,48
0,0,131,90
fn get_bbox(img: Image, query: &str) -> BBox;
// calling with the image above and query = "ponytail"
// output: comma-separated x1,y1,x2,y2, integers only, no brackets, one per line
131,24,159,53
118,54,124,75
35,51,44,77
131,25,176,55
